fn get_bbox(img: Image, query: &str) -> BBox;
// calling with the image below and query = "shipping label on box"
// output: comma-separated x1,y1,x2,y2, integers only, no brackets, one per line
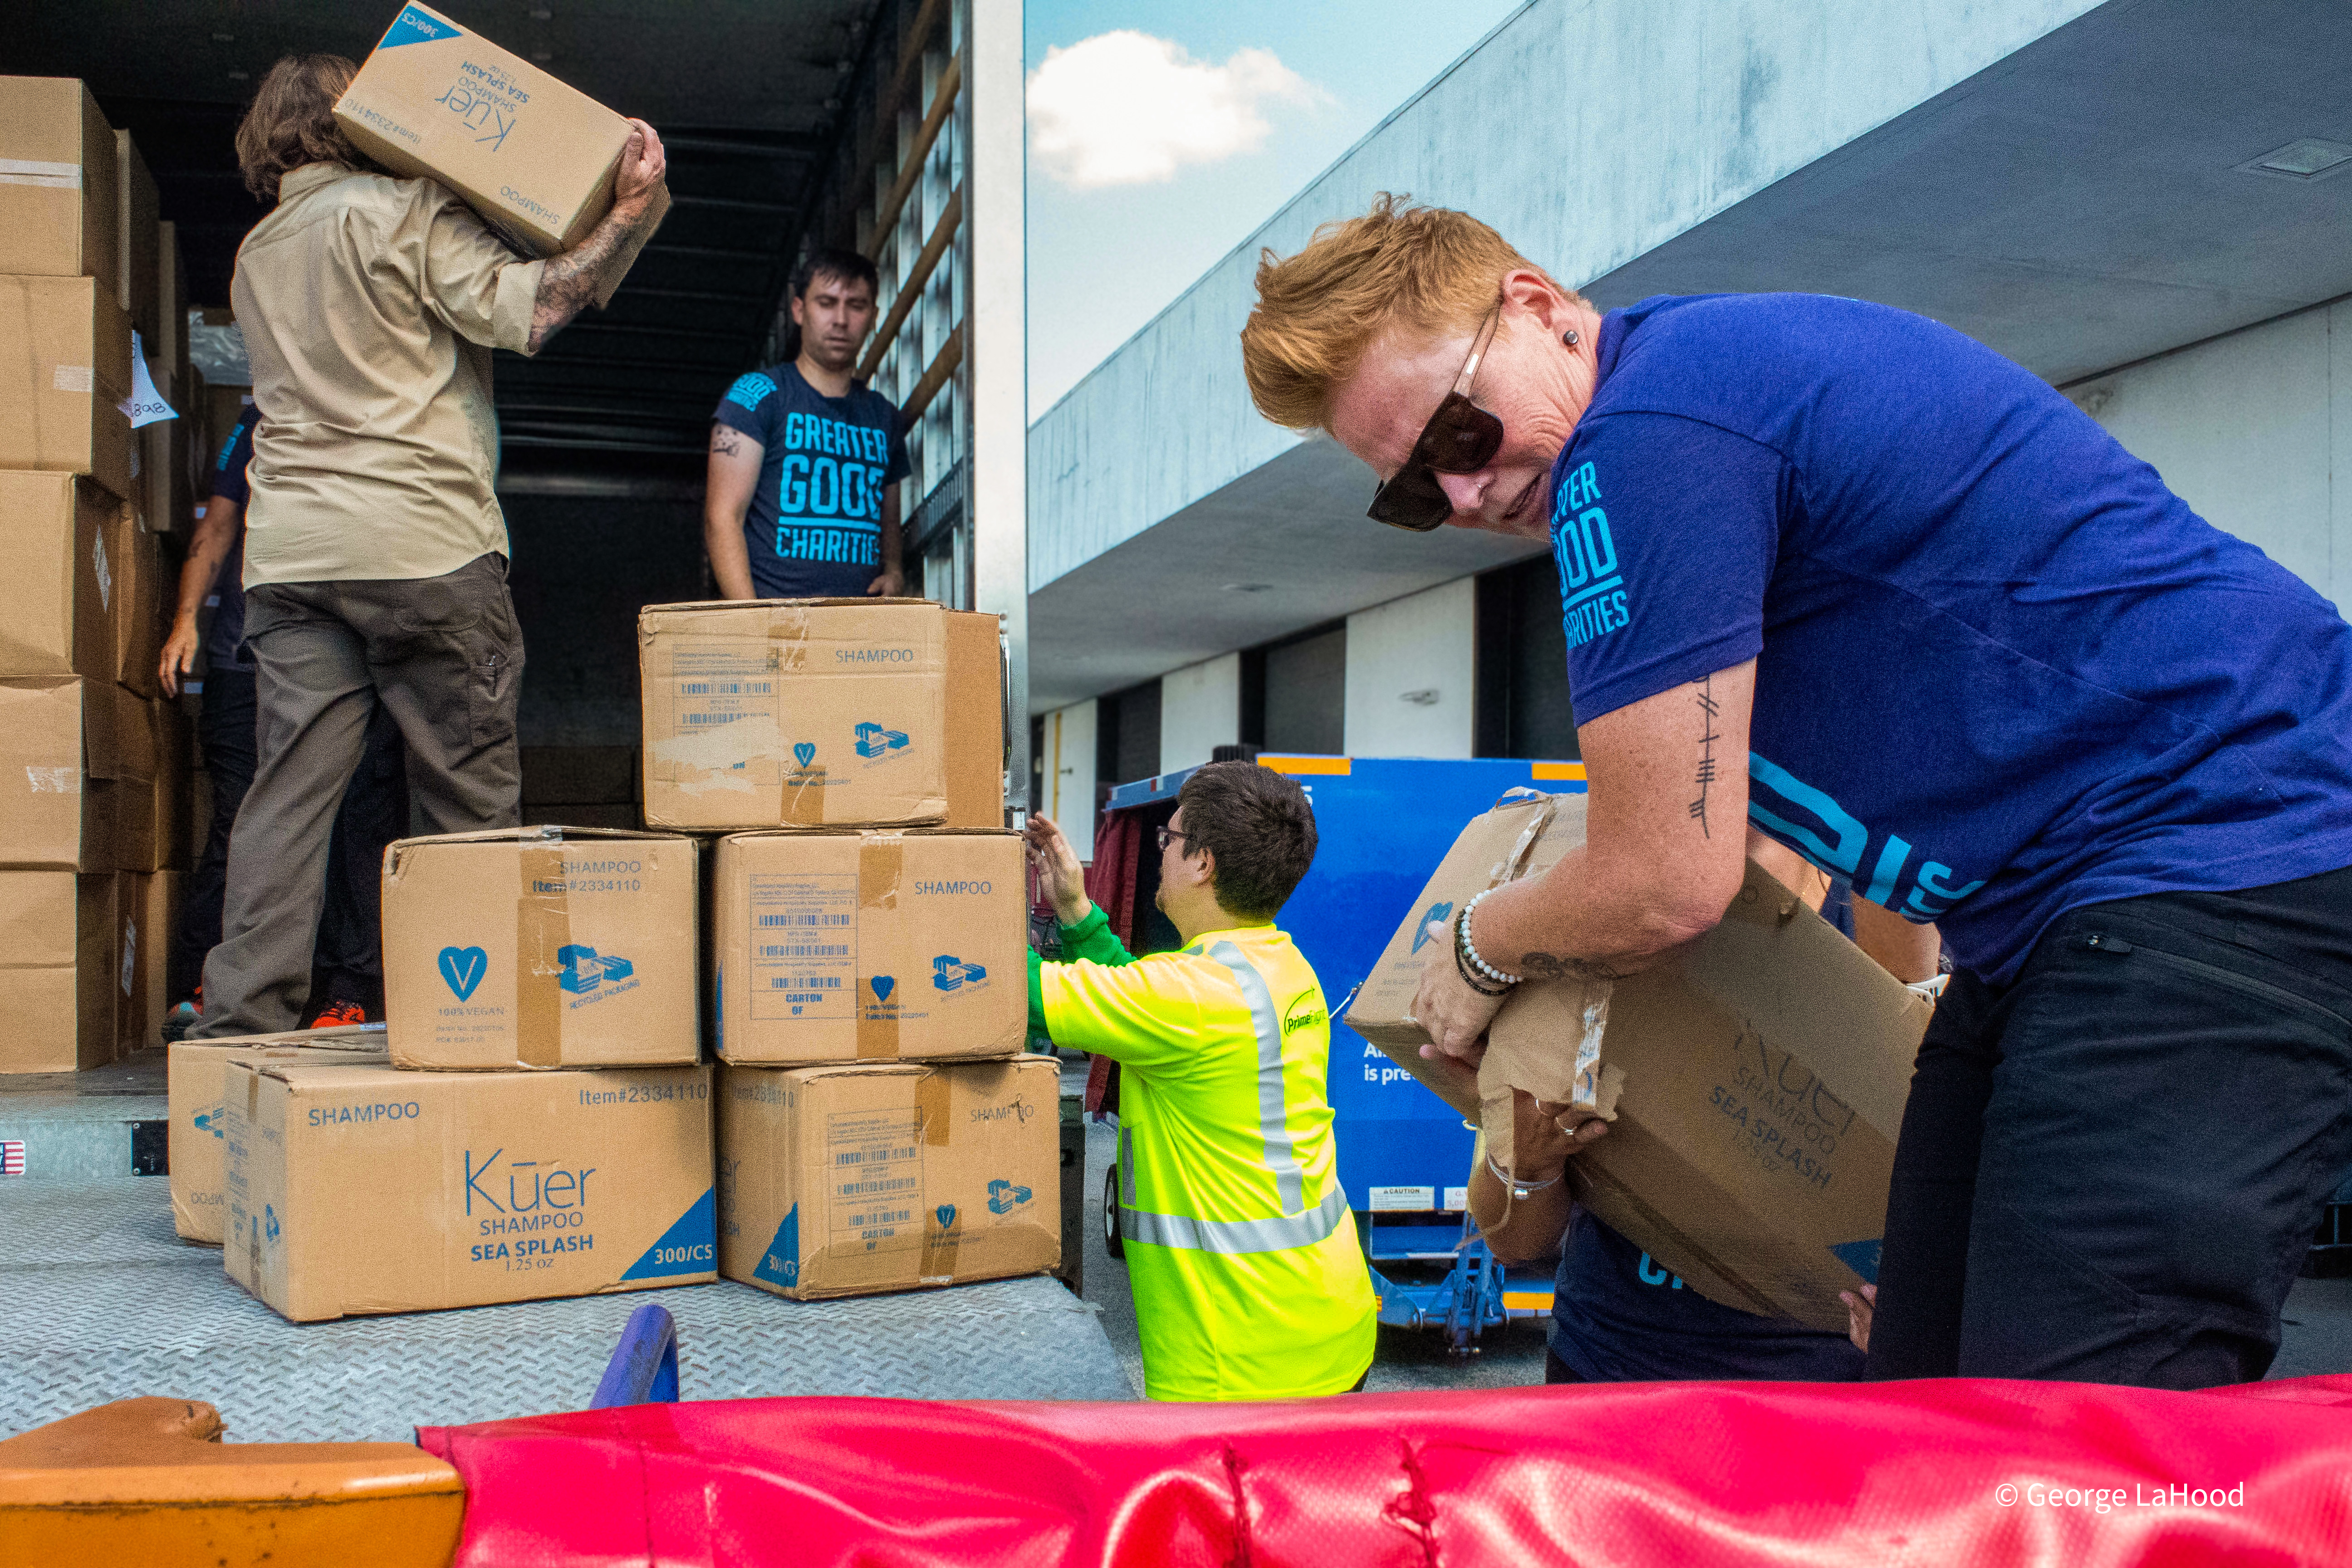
0,77,121,299
712,829,1026,1066
333,0,668,298
223,1058,715,1322
167,1025,387,1242
718,1057,1059,1300
381,825,699,1069
0,472,120,682
640,600,955,830
0,275,135,499
0,869,114,1073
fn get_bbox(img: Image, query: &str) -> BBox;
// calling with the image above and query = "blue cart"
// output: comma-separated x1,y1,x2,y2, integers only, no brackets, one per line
1099,755,1584,1350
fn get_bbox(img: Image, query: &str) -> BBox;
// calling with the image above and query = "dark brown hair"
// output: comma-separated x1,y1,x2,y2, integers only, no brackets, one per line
235,55,367,201
1175,762,1318,922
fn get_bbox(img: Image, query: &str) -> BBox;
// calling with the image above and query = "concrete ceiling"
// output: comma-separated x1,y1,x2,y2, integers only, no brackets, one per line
1029,0,2352,710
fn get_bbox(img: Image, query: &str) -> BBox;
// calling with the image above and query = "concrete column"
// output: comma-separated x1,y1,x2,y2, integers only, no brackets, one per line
1342,578,1476,759
1159,653,1241,772
1040,700,1098,861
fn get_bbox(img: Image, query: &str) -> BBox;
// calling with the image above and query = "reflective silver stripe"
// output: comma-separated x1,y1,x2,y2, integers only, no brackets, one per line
1204,940,1306,1214
1120,1181,1350,1255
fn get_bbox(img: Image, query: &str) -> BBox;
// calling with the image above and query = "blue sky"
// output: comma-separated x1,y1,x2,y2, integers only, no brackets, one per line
1023,0,1526,415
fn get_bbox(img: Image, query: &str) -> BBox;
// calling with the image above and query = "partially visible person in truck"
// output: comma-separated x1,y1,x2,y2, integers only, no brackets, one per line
703,248,911,603
190,53,667,1041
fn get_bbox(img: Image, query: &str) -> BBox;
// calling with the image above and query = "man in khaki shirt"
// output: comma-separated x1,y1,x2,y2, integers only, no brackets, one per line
191,53,666,1039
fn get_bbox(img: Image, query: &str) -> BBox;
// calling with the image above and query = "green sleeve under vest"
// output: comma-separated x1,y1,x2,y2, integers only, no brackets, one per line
1027,904,1137,1041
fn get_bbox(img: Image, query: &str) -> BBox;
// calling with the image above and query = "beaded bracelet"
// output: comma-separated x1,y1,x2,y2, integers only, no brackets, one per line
1457,889,1524,987
1452,937,1510,996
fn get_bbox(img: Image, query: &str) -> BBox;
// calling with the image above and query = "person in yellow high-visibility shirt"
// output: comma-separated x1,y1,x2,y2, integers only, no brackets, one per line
1025,762,1377,1401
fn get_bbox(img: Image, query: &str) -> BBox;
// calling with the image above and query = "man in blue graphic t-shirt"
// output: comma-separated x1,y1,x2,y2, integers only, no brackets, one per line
705,246,911,600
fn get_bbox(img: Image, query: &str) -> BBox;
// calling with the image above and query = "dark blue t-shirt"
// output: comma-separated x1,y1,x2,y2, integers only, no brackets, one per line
1552,1210,1864,1382
713,363,910,598
203,403,260,674
1554,294,2352,983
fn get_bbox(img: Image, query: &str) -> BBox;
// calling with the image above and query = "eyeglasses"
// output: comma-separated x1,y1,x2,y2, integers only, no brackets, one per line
1367,301,1506,532
1156,826,1200,853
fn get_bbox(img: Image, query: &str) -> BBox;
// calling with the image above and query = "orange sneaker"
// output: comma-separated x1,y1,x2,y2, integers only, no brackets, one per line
309,1000,368,1029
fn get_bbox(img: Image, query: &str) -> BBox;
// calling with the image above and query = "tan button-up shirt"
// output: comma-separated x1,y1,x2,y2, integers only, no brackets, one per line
230,163,545,585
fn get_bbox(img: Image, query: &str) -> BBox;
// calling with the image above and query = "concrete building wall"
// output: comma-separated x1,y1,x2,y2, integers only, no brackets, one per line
1027,0,2097,598
1039,700,1098,860
2069,301,2348,612
1343,579,1477,759
1160,654,1242,772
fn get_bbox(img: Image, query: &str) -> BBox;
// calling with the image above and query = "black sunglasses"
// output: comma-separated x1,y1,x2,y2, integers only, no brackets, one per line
1367,303,1505,532
1156,826,1200,853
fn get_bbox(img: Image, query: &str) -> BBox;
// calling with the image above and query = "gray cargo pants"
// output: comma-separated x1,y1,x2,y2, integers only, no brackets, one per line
191,553,522,1039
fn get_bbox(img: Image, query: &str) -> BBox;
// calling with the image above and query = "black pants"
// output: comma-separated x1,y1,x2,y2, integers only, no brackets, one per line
168,667,412,1011
1867,865,2352,1388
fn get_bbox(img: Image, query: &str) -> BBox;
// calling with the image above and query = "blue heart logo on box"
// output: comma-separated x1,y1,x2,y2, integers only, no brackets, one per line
438,946,489,1001
935,1204,957,1230
870,975,895,1003
793,741,817,769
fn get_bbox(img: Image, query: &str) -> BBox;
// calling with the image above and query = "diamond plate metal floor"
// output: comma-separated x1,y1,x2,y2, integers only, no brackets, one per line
1,1177,1133,1443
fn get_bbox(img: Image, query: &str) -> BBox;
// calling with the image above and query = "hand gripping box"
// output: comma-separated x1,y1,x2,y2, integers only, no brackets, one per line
167,1025,388,1242
711,829,1026,1066
639,600,1004,831
223,1059,715,1322
333,3,667,302
1346,792,1934,1333
718,1057,1059,1300
381,826,700,1070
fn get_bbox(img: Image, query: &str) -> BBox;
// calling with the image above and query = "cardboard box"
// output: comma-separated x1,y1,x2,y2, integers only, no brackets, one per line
333,2,667,301
156,220,189,386
224,1058,715,1321
380,825,701,1070
0,676,137,872
0,471,123,682
0,78,120,300
137,866,182,1044
0,275,134,500
103,505,164,697
640,600,1004,831
1346,793,1934,1333
138,362,193,537
114,130,159,343
710,829,1026,1066
718,1056,1059,1300
166,1024,388,1242
0,869,115,1072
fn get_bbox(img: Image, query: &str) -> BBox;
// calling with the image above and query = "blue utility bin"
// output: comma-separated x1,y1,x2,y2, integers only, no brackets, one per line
1102,754,1585,1346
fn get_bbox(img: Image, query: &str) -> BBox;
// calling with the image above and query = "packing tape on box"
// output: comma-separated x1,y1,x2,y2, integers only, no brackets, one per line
915,1067,960,1280
856,836,905,1059
515,841,573,1068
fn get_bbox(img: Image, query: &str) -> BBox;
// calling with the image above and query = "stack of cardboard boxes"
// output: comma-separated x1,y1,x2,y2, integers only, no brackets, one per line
207,598,1054,1324
0,78,195,1073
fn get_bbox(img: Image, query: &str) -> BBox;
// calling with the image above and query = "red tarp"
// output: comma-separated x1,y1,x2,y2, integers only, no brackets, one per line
418,1376,2352,1566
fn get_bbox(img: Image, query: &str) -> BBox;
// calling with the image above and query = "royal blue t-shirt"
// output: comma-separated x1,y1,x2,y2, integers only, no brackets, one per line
1554,294,2352,983
713,363,910,598
202,402,260,674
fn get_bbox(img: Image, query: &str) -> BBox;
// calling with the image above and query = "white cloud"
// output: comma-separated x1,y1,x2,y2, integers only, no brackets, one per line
1027,31,1326,191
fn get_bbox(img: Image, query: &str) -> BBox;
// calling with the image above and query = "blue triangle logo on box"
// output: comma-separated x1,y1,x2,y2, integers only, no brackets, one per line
620,1187,715,1280
754,1204,799,1287
381,4,458,46
1829,1236,1882,1284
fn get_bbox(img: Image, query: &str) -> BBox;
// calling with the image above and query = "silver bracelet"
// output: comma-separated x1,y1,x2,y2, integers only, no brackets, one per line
1486,1153,1562,1197
1459,890,1523,986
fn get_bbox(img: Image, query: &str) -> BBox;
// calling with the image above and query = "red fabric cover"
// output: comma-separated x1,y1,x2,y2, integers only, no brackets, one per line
1080,809,1142,1116
418,1377,2352,1566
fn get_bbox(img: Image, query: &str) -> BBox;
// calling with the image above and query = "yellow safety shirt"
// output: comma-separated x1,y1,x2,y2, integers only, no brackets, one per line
1031,908,1377,1401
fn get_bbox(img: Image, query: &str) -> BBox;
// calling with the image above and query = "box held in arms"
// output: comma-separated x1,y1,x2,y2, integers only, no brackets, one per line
718,1056,1059,1300
167,1024,388,1242
1346,790,1934,1332
223,1059,715,1322
380,825,699,1070
0,275,134,499
0,870,115,1073
0,77,120,299
640,600,1004,832
710,829,1026,1066
332,2,666,305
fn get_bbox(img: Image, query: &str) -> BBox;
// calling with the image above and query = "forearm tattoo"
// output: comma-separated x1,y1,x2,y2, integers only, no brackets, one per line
1521,951,1622,983
528,202,649,353
1690,671,1721,838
